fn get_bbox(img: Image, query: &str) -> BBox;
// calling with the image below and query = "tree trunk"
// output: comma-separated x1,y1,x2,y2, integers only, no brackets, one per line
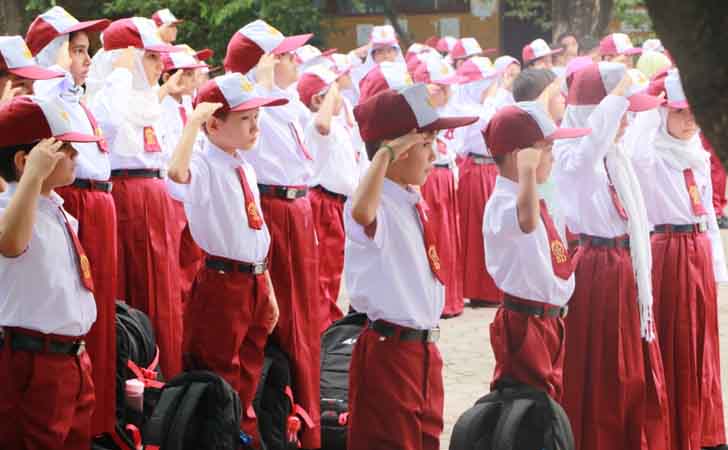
383,0,412,49
552,0,614,40
0,0,25,35
645,1,728,163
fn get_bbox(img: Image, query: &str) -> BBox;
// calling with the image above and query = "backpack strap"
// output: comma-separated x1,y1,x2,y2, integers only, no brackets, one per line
284,385,315,429
491,398,537,450
127,347,164,389
165,382,208,450
144,385,189,447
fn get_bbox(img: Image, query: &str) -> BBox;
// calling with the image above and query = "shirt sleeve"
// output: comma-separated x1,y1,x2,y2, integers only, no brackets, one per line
165,154,210,205
304,119,333,171
90,68,133,146
344,200,387,249
626,109,661,169
483,193,527,243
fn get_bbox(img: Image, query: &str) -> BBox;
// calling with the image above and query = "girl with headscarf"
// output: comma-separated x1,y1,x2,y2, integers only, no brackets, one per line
89,18,185,378
553,62,670,450
630,69,728,450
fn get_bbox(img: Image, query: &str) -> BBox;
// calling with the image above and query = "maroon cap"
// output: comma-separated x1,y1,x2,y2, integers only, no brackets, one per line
0,36,65,80
151,9,183,27
225,20,313,74
354,83,477,142
103,18,180,53
359,62,414,104
297,65,339,108
195,48,214,61
599,33,642,57
26,6,109,56
194,72,288,114
0,96,101,148
566,62,662,112
485,102,591,157
522,38,563,65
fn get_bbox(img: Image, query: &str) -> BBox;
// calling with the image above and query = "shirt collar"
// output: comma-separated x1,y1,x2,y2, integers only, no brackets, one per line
382,178,421,206
204,137,245,167
0,182,64,209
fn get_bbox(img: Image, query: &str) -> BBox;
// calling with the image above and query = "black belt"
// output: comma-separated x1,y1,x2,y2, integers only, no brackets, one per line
314,185,347,202
653,223,706,234
369,320,440,343
468,153,496,165
503,295,567,319
578,234,630,249
258,184,308,200
434,163,451,169
205,257,267,275
0,329,85,356
72,178,113,193
111,169,162,179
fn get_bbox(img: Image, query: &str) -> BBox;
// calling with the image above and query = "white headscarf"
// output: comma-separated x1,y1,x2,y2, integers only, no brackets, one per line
652,107,709,174
88,47,162,157
560,102,655,340
36,35,69,68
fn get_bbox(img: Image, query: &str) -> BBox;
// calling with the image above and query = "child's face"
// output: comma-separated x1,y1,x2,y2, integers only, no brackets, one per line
274,53,298,89
372,46,398,64
0,73,33,96
390,130,436,186
210,107,261,151
143,51,164,86
158,24,178,44
19,143,78,188
68,31,91,86
531,55,553,69
194,68,209,89
170,69,197,96
666,107,698,141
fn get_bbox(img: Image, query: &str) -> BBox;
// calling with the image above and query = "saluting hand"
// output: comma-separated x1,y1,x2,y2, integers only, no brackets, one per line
255,53,278,90
163,69,186,96
383,130,428,162
189,102,223,126
24,138,66,181
0,80,23,105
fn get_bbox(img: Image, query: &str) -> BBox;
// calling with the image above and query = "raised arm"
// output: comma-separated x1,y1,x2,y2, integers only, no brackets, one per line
167,102,222,184
515,147,542,233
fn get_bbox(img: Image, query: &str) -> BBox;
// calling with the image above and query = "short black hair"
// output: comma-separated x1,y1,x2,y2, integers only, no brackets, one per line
365,140,383,161
579,36,600,55
556,32,576,45
513,68,557,102
0,143,34,182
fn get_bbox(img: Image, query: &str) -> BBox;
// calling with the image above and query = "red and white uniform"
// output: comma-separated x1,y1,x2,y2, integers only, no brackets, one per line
0,187,96,450
344,179,445,450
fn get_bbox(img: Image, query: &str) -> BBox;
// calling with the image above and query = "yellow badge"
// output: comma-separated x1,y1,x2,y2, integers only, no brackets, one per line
689,185,701,206
145,127,157,145
80,254,92,280
22,45,33,60
428,245,441,271
267,24,283,37
95,127,104,137
404,73,413,85
241,77,254,93
247,202,259,222
59,110,70,122
440,63,450,76
550,240,568,264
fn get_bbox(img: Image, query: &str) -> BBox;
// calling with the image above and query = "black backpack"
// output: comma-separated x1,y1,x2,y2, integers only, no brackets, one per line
319,313,367,450
254,343,314,450
449,380,575,450
143,370,242,450
93,301,166,450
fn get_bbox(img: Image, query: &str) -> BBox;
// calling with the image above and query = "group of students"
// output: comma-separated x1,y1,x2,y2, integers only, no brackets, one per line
0,5,726,450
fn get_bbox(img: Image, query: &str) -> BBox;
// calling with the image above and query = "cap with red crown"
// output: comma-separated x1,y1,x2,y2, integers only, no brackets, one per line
26,6,110,56
0,36,64,80
522,38,563,65
103,17,180,53
600,33,642,57
194,72,288,114
359,61,414,104
152,9,183,27
566,62,662,112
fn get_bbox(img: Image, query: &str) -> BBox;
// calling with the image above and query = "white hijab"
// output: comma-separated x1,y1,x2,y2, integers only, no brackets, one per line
560,103,655,341
88,48,162,156
653,107,709,174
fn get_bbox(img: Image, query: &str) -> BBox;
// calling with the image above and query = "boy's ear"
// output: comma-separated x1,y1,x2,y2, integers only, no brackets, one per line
162,72,171,83
13,151,27,176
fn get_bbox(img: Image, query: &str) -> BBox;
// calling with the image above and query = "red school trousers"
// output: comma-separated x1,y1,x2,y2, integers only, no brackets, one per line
0,332,95,450
56,184,117,436
183,262,270,445
111,175,183,378
348,326,444,450
260,193,321,448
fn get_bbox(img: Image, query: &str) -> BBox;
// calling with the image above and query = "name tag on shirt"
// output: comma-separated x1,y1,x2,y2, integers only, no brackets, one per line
143,126,162,153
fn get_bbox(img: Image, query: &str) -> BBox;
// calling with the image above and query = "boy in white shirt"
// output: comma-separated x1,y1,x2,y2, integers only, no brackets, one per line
346,84,477,450
167,72,283,447
298,65,357,331
0,95,102,450
482,101,589,399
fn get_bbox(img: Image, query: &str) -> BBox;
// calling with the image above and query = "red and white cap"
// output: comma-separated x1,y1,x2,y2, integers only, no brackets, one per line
494,55,520,72
0,36,64,80
224,20,313,75
0,95,102,148
151,9,183,27
522,38,563,65
456,56,501,83
662,69,688,109
436,36,458,54
354,83,478,142
450,37,495,60
327,53,353,77
566,62,662,112
195,48,214,61
369,25,398,49
413,55,461,85
194,72,288,113
600,33,642,57
26,6,110,56
405,43,433,59
642,38,664,53
295,45,336,71
359,61,414,104
103,18,180,53
484,101,591,156
162,48,207,72
297,65,339,108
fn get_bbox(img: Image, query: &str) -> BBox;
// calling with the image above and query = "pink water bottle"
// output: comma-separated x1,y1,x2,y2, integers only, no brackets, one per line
125,379,145,412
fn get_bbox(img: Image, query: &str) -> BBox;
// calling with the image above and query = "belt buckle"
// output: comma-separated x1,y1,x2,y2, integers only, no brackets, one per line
75,340,86,356
426,327,440,343
699,221,707,233
560,305,569,319
252,263,266,275
286,188,297,200
159,168,168,179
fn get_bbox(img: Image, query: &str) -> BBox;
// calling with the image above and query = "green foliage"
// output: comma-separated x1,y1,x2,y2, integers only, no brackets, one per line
504,0,552,31
23,0,325,65
614,0,654,37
